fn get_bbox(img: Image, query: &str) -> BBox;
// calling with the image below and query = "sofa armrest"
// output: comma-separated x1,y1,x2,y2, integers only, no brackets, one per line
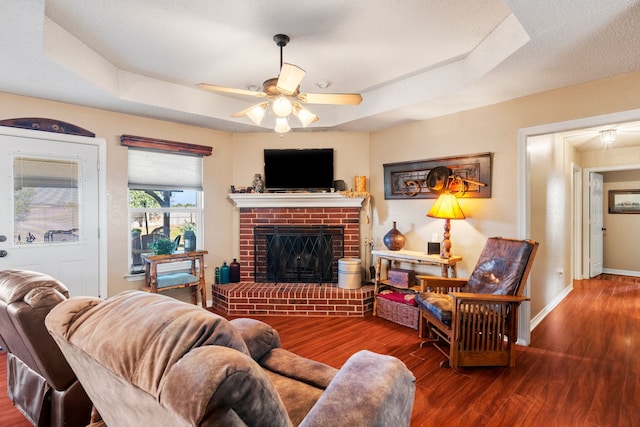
230,318,281,361
161,345,291,427
299,350,415,427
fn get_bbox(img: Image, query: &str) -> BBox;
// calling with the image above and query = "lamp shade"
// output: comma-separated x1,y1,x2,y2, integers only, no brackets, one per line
274,117,291,133
427,193,465,220
246,103,267,125
293,103,318,127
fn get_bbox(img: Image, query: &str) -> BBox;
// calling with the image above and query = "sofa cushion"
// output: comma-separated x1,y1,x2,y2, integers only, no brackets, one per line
465,238,535,295
156,272,198,288
415,291,452,325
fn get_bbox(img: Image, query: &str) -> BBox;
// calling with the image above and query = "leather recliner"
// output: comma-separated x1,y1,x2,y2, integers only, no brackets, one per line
0,269,92,426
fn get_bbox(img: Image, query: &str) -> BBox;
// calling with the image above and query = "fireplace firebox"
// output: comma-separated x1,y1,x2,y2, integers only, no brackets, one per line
254,225,344,283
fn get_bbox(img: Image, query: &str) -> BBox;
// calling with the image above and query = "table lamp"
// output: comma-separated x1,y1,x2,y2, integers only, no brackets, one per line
427,193,465,259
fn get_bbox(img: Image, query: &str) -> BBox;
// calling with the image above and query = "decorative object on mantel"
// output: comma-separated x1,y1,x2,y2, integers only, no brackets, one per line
354,175,367,192
230,185,255,193
252,174,265,193
383,152,491,199
339,190,371,223
427,193,465,259
383,221,406,251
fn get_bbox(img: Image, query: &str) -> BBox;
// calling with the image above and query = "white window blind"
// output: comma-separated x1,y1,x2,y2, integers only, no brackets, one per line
128,149,203,191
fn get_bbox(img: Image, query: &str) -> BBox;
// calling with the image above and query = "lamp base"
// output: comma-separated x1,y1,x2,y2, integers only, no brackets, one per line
440,219,452,259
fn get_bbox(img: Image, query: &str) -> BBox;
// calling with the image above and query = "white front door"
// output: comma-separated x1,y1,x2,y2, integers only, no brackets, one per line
0,129,101,297
589,172,604,278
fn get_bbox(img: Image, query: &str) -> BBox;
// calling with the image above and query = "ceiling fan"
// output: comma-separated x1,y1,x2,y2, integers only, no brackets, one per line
197,34,363,132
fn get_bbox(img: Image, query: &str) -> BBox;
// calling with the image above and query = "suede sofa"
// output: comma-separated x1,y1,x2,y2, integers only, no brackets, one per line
0,269,92,426
45,290,415,426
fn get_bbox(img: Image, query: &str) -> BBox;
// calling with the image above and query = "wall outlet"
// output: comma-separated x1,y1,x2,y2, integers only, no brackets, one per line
557,268,564,275
431,233,438,242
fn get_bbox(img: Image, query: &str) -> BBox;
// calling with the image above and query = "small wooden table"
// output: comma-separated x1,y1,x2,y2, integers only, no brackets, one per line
372,249,462,315
144,250,208,308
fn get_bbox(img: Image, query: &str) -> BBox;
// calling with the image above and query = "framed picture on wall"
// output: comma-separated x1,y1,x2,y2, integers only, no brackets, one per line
382,152,492,199
608,189,640,214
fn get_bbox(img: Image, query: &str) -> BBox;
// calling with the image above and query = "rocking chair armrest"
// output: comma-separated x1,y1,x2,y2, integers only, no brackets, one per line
448,292,530,304
416,276,467,292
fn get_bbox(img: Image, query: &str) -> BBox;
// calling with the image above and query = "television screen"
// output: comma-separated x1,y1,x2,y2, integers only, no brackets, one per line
264,148,334,191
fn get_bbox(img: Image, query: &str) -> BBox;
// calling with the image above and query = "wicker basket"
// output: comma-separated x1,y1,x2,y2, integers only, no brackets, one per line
376,296,419,329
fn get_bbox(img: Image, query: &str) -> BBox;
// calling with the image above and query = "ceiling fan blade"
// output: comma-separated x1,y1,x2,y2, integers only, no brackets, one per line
298,92,363,105
197,83,266,98
276,63,306,95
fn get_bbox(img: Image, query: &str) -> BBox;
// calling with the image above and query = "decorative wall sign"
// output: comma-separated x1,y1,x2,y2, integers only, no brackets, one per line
608,189,640,214
383,152,492,199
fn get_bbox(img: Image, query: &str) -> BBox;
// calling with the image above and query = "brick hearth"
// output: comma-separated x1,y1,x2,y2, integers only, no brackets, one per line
211,282,374,317
218,193,370,317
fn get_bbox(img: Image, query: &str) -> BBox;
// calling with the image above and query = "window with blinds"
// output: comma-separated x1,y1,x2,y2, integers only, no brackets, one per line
126,148,205,274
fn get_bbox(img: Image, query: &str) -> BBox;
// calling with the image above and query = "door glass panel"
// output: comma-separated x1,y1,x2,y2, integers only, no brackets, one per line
13,157,80,245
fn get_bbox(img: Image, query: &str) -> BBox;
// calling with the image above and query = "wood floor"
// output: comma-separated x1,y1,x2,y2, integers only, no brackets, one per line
1,275,638,426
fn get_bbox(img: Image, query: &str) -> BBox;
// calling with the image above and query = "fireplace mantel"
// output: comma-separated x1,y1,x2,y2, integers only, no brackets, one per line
229,192,366,208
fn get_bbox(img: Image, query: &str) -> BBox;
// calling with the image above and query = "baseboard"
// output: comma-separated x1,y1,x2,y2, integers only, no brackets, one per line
602,268,640,277
530,282,573,331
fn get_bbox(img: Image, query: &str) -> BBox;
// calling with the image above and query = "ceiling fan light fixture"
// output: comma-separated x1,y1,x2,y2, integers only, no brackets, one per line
246,103,267,125
272,96,293,117
600,129,616,144
274,117,291,133
293,103,317,127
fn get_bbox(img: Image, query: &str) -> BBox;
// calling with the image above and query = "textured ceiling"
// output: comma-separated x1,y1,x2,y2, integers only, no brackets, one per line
1,0,640,135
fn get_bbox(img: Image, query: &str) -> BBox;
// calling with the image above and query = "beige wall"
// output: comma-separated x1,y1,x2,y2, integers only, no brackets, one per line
369,70,640,317
528,134,578,315
602,169,640,272
3,69,640,318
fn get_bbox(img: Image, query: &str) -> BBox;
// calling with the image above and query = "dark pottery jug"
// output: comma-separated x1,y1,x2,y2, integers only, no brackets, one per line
383,221,406,251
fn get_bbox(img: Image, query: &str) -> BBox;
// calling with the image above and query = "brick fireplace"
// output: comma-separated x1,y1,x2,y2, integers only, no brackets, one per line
211,193,374,317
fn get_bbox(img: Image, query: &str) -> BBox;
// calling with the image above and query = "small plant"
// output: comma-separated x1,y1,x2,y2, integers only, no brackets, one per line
150,238,175,255
180,221,196,233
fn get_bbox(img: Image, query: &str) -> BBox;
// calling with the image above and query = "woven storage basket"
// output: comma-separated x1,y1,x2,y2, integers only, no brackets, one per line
376,296,419,329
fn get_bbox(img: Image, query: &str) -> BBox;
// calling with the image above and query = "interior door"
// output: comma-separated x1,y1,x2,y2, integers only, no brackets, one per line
589,172,604,278
0,131,100,297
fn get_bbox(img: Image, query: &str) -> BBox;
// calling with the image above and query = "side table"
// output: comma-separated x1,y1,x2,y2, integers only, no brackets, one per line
144,250,208,308
372,249,462,315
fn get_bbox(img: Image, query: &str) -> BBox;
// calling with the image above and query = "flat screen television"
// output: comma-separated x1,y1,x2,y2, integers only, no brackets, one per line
264,148,334,191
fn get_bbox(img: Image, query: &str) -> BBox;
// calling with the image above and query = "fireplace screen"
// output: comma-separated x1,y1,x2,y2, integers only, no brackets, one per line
254,225,344,283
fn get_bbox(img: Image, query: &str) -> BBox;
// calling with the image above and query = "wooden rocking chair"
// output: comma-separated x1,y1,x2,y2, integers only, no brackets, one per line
416,237,538,368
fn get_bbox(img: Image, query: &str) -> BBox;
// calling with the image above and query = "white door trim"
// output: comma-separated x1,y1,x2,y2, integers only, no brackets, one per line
0,125,107,298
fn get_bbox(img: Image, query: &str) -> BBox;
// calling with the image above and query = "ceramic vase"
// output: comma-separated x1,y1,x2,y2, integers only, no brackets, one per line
383,221,406,251
253,174,264,193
